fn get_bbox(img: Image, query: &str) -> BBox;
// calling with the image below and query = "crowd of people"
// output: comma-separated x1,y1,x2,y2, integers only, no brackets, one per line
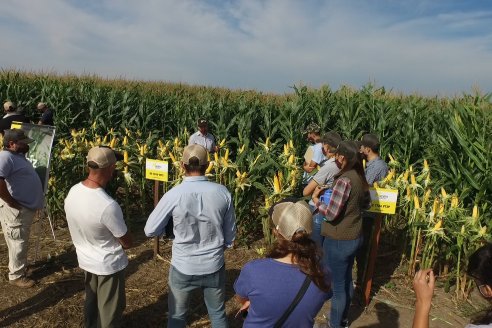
0,111,490,327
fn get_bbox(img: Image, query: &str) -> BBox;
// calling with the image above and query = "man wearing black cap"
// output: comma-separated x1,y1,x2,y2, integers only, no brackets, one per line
0,102,31,135
64,146,132,327
188,118,218,153
0,129,44,288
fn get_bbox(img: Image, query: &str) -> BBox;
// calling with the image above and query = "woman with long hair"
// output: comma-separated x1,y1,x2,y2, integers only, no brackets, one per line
234,199,332,327
413,243,492,328
312,140,370,328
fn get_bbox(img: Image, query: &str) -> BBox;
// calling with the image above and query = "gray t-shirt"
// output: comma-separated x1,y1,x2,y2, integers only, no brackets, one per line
0,150,44,210
312,158,340,188
465,324,492,328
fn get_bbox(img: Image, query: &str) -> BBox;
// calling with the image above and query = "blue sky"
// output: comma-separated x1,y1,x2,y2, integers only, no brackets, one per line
1,0,492,95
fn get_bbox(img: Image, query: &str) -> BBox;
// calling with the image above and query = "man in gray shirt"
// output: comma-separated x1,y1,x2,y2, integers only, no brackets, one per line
0,129,44,288
356,133,389,289
145,144,236,328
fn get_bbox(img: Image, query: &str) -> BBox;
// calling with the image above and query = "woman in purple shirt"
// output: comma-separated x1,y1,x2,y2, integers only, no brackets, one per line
234,199,332,328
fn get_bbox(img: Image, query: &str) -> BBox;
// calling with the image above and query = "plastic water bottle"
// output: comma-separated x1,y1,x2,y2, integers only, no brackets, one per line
320,189,333,204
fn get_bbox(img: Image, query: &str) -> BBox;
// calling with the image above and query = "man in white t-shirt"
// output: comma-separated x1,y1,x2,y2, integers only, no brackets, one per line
302,123,327,186
65,146,132,328
188,118,218,153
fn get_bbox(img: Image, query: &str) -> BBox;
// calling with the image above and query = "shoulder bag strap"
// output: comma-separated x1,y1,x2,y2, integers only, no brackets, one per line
273,275,312,328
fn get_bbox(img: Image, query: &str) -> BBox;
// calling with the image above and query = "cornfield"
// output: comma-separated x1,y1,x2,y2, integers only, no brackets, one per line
1,70,491,298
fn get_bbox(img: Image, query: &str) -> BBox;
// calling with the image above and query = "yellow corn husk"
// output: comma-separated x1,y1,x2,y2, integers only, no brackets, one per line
409,165,413,172
102,135,108,144
423,159,429,171
273,174,280,193
91,121,97,130
123,136,128,146
289,139,294,148
125,128,131,136
388,153,395,163
432,198,439,215
374,182,379,188
283,144,289,156
236,170,241,178
207,152,210,162
461,225,465,235
403,170,409,183
219,138,226,147
158,140,164,149
414,195,420,209
265,137,271,149
214,152,219,163
265,196,271,209
288,154,295,164
109,137,117,149
278,171,284,188
169,152,176,163
70,129,78,138
239,144,245,154
424,174,430,187
385,169,395,182
123,151,129,173
224,148,229,161
479,226,487,237
406,186,411,199
438,203,445,215
432,220,443,231
441,187,447,199
423,189,431,203
173,137,179,149
205,162,214,174
411,174,417,186
64,139,71,148
472,205,479,220
451,195,459,208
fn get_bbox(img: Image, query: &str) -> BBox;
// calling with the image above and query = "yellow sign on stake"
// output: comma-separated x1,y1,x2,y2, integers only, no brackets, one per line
145,159,169,182
368,187,398,214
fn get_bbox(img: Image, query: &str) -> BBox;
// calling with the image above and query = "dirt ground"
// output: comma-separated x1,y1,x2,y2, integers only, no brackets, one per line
0,219,484,328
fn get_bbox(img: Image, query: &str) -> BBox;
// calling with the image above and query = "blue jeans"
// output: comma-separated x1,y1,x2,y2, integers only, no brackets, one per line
168,265,227,328
323,236,363,328
311,213,325,248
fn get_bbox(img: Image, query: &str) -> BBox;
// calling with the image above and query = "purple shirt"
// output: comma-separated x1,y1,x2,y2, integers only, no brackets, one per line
234,258,332,328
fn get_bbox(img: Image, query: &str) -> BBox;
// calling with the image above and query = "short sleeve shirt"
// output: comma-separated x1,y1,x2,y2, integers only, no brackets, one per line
188,131,216,152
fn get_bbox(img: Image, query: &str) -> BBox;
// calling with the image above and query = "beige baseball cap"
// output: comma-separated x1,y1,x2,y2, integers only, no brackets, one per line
270,200,313,241
37,102,48,110
3,101,16,112
182,144,208,165
87,146,123,169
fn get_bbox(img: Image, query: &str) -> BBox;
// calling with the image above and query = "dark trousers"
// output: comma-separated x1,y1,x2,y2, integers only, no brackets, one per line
84,269,126,328
355,216,374,286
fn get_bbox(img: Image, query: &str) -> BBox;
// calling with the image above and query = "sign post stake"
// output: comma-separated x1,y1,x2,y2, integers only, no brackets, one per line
153,180,160,257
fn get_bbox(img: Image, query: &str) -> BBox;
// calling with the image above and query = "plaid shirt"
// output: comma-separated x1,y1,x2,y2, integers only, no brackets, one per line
316,177,352,222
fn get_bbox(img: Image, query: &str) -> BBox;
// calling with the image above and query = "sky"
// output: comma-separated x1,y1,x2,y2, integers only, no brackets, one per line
1,0,492,96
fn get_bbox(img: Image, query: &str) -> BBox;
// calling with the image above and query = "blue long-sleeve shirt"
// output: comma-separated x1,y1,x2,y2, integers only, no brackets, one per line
144,176,236,275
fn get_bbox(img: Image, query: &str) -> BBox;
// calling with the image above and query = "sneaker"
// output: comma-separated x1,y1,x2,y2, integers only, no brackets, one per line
9,276,35,288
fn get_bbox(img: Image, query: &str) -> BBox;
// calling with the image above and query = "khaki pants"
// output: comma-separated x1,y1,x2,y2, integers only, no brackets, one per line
0,199,35,280
84,269,126,328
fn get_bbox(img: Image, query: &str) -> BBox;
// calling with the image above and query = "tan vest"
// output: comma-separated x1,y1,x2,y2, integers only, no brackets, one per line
321,169,365,240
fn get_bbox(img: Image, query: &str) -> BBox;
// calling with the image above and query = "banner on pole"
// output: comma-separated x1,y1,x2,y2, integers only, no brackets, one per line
368,187,398,214
145,159,169,182
10,122,56,193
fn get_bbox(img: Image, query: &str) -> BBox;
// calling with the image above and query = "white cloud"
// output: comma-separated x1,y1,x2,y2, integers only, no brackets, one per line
0,0,491,95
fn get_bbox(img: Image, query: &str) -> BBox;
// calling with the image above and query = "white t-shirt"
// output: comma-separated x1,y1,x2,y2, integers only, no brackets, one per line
64,183,128,275
465,324,492,328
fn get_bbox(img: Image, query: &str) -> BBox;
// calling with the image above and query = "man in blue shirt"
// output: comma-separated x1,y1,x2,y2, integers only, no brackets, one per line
144,144,236,328
302,123,327,186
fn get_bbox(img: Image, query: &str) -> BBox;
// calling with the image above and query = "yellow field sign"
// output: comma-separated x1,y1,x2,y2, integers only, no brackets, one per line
145,159,169,182
368,187,398,214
